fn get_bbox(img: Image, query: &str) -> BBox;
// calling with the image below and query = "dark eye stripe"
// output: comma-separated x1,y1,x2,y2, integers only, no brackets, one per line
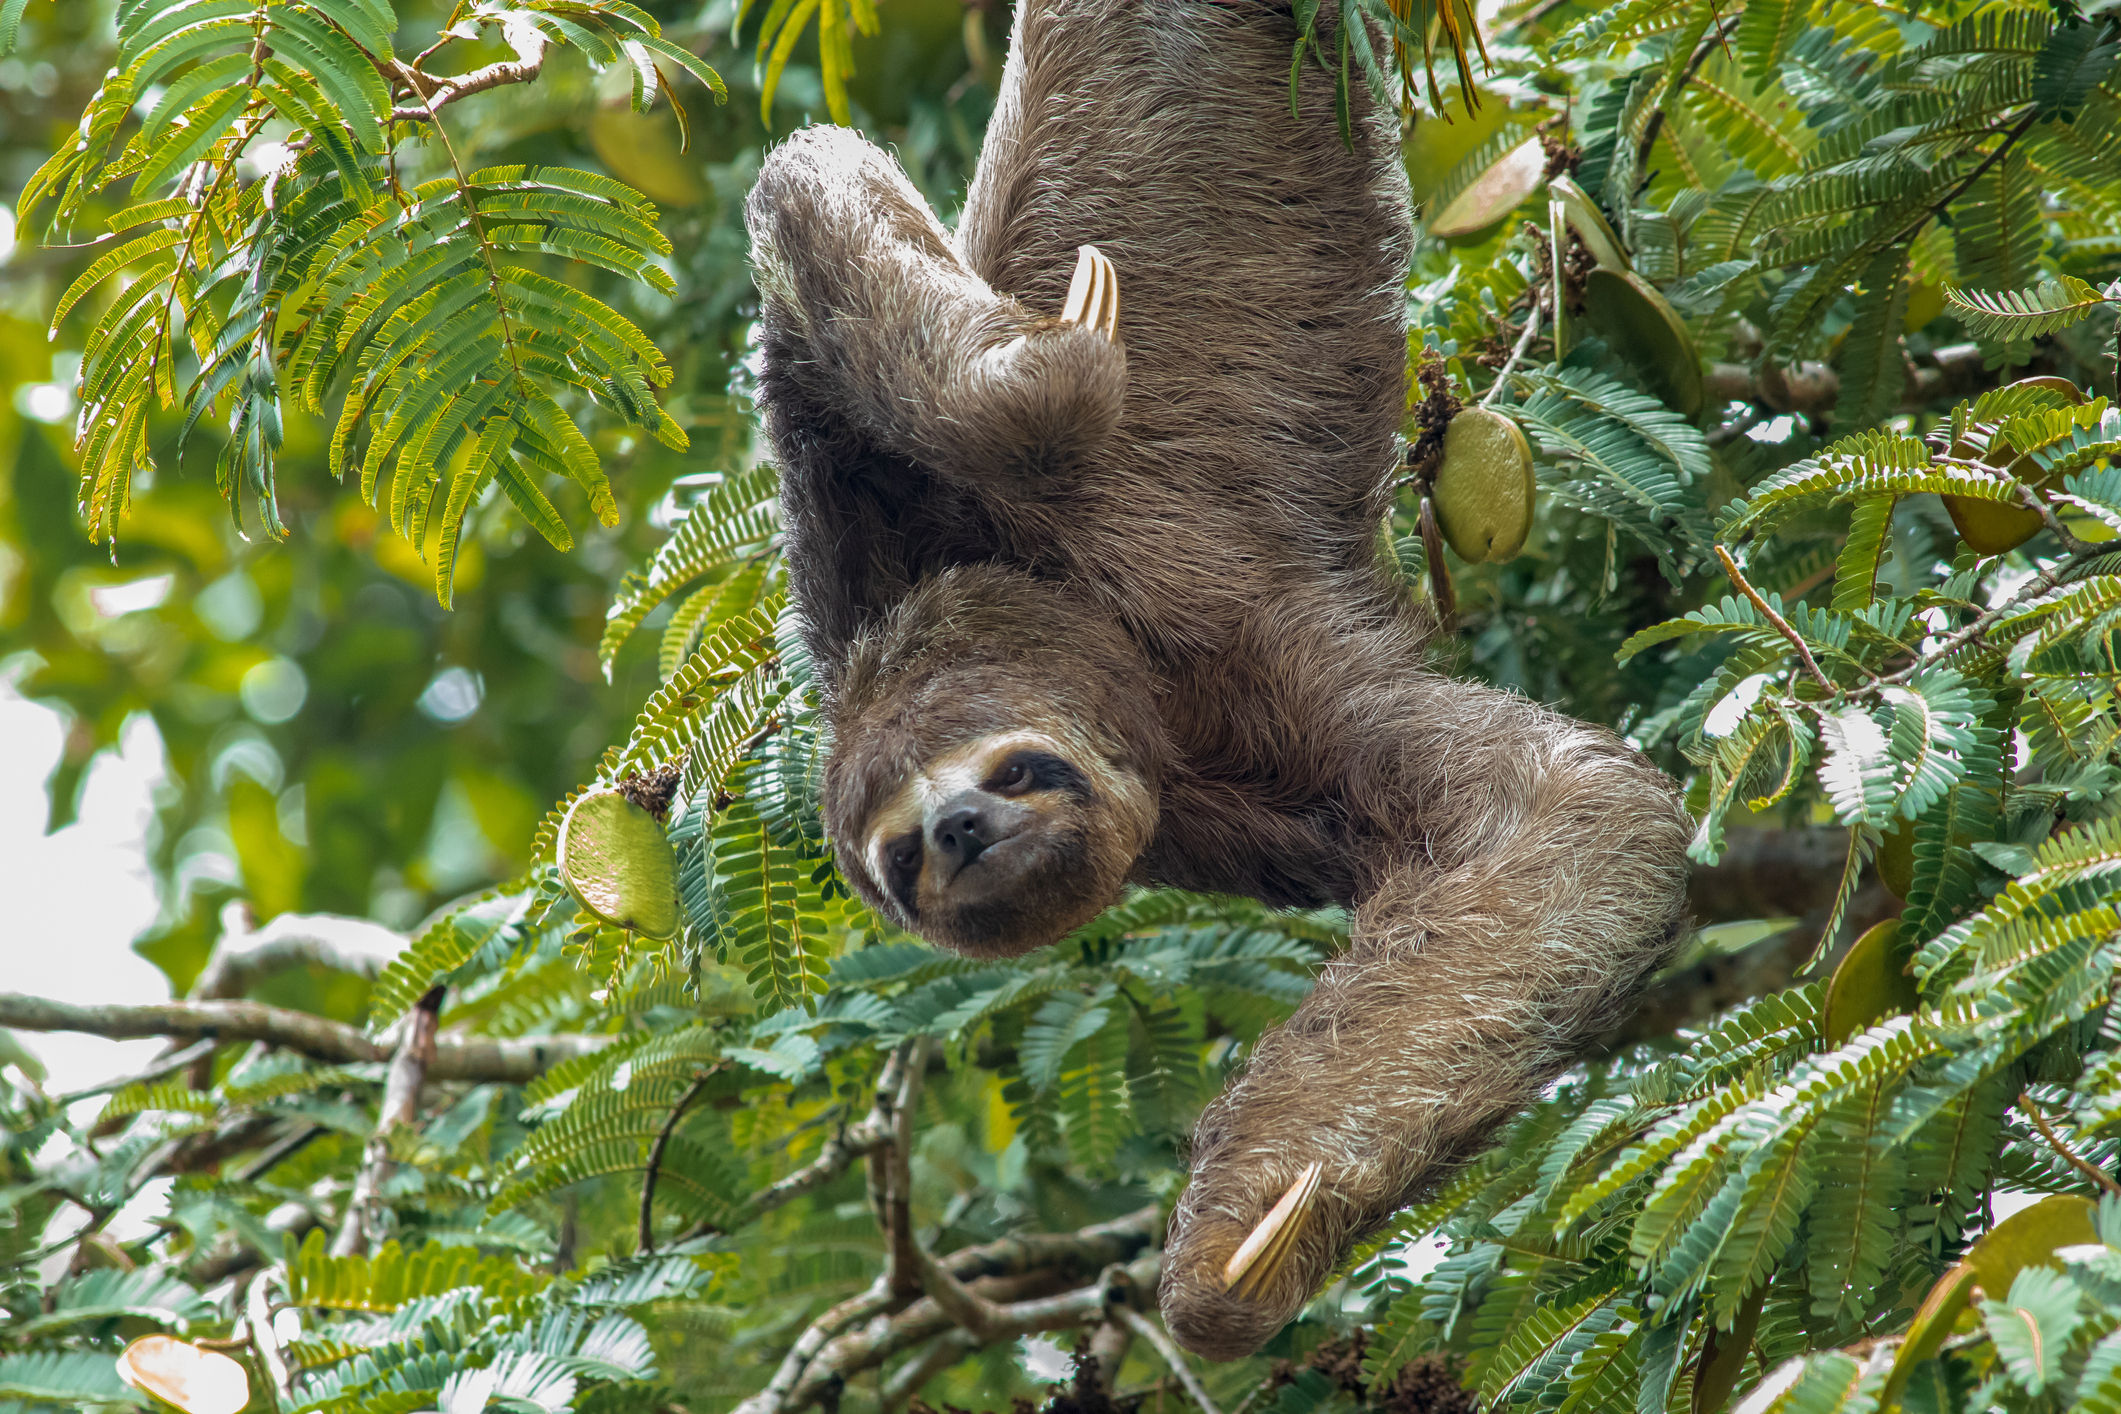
986,750,1091,800
884,833,922,916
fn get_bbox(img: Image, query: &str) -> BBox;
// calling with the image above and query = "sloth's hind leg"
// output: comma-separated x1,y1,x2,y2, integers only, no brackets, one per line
746,126,1127,491
1160,693,1692,1360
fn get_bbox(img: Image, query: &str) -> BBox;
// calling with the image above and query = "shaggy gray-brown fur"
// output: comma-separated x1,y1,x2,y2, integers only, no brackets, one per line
746,0,1692,1362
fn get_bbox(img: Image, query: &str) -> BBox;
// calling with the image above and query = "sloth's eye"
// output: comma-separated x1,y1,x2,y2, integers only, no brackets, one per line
994,761,1031,794
888,836,922,873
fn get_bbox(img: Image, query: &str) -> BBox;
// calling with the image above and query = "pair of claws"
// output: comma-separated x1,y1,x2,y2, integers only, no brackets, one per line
1059,244,1122,340
1065,243,1325,1307
1222,1161,1324,1301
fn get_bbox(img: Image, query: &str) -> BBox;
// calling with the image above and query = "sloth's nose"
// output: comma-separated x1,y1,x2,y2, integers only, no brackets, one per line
931,804,991,870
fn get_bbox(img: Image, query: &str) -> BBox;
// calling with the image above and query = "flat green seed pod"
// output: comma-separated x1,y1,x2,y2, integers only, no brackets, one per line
1429,137,1545,240
559,789,680,940
1941,381,2082,554
1404,96,1514,206
1547,174,1627,271
1581,267,1704,417
1821,918,1916,1046
1433,407,1536,563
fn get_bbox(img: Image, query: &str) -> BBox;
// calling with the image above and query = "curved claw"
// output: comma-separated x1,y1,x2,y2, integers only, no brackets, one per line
1060,244,1120,341
1222,1161,1323,1301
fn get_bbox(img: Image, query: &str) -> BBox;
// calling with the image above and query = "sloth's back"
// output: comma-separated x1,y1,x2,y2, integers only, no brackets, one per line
956,0,1415,661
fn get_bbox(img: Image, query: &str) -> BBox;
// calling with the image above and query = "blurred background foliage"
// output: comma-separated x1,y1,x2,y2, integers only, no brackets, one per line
0,0,988,986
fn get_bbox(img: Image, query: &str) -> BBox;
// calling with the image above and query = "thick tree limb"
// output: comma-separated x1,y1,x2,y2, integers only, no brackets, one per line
0,994,606,1082
192,909,403,1000
879,1329,979,1410
872,1039,929,1300
1704,343,1998,417
1086,1320,1134,1396
333,986,442,1256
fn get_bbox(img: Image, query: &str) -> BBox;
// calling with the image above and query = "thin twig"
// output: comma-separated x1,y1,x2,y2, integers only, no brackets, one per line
1113,1306,1224,1414
1888,108,2041,250
1715,546,1838,696
56,1039,216,1107
2020,1090,2121,1197
1875,541,2105,685
331,986,443,1257
1633,17,1738,190
639,1069,715,1254
1480,302,1541,410
387,23,550,123
245,1268,293,1410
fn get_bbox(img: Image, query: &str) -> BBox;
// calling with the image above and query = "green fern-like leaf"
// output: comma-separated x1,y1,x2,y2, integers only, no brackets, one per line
35,4,721,584
284,1228,551,1311
600,465,781,673
0,1350,141,1404
703,798,830,1013
1057,1009,1130,1175
1947,275,2117,340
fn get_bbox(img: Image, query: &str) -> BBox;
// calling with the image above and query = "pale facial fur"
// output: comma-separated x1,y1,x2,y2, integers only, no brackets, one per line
859,728,1076,883
845,719,1159,959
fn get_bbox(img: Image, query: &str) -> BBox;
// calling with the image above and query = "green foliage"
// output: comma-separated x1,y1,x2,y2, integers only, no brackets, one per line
21,0,721,602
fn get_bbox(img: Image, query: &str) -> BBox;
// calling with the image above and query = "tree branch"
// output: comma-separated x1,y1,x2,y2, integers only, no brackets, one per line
879,1328,979,1410
244,1269,293,1410
1481,302,1541,409
1634,17,1737,187
1716,545,1837,695
732,1206,1163,1414
0,993,607,1082
192,908,403,1000
875,1039,929,1300
698,1042,921,1240
332,985,442,1256
778,1257,1160,1414
1112,1305,1224,1414
2019,1090,2121,1197
387,19,550,122
640,1069,715,1254
1876,539,2109,685
1704,343,1999,416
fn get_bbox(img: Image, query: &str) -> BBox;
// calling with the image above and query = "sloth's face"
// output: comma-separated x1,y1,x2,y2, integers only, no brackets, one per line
840,727,1155,957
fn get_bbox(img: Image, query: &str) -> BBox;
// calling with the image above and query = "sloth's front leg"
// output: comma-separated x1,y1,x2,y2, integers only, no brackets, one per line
747,125,1127,490
1159,697,1692,1360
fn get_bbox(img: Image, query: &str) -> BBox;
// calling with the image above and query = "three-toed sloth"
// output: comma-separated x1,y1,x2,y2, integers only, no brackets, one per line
746,0,1691,1363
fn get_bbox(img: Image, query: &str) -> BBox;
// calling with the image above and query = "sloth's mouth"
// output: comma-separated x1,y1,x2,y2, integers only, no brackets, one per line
941,830,1053,897
951,829,1029,882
